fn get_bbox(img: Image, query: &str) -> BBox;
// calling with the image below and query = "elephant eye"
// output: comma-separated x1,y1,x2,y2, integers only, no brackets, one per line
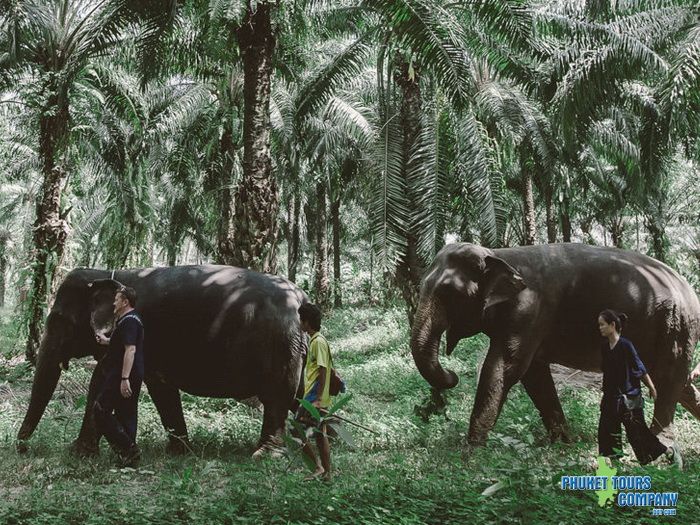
437,277,477,299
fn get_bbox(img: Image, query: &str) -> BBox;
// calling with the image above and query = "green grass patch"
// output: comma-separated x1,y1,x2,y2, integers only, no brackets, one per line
0,306,698,524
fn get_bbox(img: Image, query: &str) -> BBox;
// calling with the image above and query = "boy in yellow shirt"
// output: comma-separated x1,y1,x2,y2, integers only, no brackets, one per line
297,303,332,480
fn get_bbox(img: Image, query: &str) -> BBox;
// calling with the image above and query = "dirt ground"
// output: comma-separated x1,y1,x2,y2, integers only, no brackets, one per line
551,364,603,390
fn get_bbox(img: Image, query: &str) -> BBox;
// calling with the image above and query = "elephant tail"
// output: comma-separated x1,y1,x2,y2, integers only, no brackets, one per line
679,383,700,421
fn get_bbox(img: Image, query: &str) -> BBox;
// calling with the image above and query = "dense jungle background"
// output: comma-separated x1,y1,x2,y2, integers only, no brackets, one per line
0,0,699,523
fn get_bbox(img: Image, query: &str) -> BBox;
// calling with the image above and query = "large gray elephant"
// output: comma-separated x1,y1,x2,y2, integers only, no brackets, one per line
411,243,700,446
17,265,308,456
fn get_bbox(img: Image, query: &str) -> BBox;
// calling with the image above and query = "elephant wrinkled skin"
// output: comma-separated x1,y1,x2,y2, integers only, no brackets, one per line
411,243,700,446
17,266,308,456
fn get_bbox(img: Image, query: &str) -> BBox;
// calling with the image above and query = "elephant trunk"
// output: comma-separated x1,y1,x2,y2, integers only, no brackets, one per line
410,298,459,390
17,330,63,447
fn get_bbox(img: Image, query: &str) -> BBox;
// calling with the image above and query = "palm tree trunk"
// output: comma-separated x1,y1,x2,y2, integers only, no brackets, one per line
521,147,536,246
26,92,70,365
216,123,236,265
287,193,301,282
313,180,330,310
644,215,668,263
331,196,342,307
544,186,557,243
394,56,425,327
609,219,625,249
233,1,278,273
0,230,9,308
368,233,374,302
560,194,572,243
167,247,177,267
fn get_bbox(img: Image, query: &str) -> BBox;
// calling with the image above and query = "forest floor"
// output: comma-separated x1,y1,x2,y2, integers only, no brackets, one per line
0,306,699,524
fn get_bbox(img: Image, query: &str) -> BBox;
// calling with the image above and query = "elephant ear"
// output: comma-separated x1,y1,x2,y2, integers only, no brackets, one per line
480,256,526,316
87,279,124,335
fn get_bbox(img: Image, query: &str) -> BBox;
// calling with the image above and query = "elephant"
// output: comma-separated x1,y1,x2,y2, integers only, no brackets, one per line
17,265,308,457
410,242,700,446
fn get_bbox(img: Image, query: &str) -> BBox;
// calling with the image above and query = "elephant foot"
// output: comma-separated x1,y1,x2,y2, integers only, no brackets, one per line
70,439,100,457
16,439,29,454
166,436,192,455
252,439,285,460
548,426,573,444
466,432,487,447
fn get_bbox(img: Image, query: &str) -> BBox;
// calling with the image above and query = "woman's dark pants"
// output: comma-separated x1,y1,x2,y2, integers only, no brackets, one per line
598,394,667,464
93,376,143,452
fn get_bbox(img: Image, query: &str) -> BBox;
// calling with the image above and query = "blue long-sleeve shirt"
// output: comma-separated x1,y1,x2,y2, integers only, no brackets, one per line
601,337,647,396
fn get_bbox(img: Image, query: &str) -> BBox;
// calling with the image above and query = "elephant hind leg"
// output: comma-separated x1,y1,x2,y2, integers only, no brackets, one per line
648,342,690,443
679,383,700,420
145,377,190,454
521,361,572,443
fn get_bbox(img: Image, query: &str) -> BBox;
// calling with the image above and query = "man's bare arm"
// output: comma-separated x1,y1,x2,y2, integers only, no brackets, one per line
121,345,136,378
120,345,136,398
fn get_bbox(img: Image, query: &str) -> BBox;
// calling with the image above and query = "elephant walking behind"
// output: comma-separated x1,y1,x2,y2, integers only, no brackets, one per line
410,243,700,446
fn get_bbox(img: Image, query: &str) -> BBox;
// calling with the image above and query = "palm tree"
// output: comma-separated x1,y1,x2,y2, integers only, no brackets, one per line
294,0,483,322
142,0,316,273
535,0,699,256
0,0,133,363
304,92,373,308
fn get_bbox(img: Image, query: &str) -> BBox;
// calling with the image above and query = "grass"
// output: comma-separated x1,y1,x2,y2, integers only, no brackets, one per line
0,306,699,524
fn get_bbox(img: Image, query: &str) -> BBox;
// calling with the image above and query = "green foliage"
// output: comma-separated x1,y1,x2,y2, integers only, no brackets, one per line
0,307,698,524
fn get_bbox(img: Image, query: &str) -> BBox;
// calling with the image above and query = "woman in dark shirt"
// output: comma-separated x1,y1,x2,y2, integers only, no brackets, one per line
598,309,682,468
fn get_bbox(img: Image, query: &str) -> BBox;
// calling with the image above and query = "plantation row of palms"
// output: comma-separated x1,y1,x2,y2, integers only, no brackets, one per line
0,0,698,362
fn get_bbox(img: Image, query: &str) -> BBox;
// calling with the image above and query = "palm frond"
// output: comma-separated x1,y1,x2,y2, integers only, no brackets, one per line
369,110,408,272
295,31,375,119
410,102,451,260
322,95,375,149
658,25,700,138
123,0,181,83
367,0,474,106
452,0,534,53
456,112,503,247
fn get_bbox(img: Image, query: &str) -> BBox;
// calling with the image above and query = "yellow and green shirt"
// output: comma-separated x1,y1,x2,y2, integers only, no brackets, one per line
303,332,332,408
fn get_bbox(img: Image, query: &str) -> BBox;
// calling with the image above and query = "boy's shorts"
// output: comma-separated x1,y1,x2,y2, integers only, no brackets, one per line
294,404,330,426
294,405,316,428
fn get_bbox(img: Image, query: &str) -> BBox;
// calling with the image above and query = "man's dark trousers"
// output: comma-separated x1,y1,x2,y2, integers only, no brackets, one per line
94,374,143,451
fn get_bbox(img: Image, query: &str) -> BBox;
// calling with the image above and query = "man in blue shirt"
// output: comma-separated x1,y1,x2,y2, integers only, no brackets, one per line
94,286,144,466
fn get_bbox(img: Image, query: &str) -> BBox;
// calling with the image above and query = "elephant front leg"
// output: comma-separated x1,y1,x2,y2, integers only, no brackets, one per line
252,401,288,459
71,360,106,456
520,361,572,443
468,342,531,446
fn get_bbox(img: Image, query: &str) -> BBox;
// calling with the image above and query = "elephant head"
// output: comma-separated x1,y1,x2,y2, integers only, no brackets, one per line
17,274,122,447
410,244,526,390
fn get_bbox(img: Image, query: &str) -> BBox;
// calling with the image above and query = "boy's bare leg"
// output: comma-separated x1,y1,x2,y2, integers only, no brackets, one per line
315,423,331,480
302,439,324,479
